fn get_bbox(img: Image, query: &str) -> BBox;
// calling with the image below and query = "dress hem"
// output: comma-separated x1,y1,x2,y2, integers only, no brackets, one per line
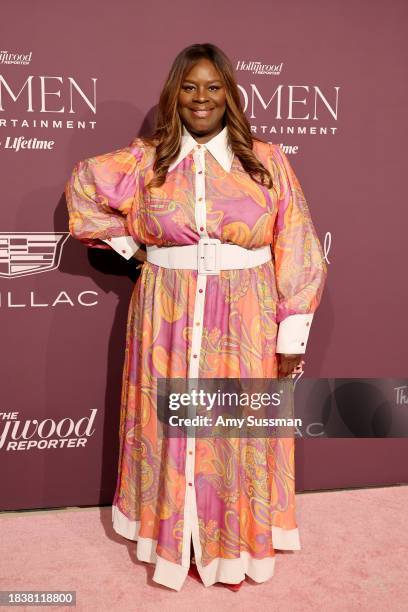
112,504,300,590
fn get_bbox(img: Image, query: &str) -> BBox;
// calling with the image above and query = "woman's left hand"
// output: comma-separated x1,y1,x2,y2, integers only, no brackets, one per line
132,247,147,263
278,353,303,378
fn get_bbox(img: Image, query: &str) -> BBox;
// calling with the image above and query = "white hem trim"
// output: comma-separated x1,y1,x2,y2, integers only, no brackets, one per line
112,504,140,540
195,551,276,587
272,525,301,550
112,505,300,590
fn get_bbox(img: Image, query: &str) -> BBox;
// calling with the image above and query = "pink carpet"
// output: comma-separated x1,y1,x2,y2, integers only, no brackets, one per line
1,486,407,611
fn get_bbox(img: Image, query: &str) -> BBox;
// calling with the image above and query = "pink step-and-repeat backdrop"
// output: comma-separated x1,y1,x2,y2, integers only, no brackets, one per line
1,0,407,510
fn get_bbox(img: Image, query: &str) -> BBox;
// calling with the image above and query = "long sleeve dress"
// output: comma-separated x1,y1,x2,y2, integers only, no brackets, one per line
65,125,327,591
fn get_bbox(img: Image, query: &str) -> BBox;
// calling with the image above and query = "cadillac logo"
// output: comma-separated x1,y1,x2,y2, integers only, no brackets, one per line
0,232,69,278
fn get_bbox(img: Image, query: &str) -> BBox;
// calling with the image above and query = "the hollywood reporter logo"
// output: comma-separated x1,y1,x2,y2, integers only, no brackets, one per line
0,409,98,451
236,60,283,76
0,50,32,66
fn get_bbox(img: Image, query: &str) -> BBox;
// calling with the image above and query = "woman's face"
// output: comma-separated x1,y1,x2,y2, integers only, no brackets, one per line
178,58,227,143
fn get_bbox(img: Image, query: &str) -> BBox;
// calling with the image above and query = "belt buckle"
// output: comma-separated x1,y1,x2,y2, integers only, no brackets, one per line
197,237,221,275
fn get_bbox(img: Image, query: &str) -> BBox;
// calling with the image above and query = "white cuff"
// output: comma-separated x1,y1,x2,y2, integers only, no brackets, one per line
276,313,314,354
102,236,140,260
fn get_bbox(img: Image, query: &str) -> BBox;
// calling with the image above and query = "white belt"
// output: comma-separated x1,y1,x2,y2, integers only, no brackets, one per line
146,238,271,275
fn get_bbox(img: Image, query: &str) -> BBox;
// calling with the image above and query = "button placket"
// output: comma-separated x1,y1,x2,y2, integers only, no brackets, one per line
194,147,207,238
181,144,207,568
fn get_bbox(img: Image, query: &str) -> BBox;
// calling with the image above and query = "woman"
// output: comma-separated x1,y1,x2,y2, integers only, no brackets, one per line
65,43,327,592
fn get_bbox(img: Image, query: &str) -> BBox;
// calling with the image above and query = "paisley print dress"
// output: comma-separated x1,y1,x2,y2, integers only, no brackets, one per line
65,126,327,591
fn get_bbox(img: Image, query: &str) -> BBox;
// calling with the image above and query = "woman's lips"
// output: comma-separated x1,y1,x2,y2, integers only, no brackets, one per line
191,109,213,118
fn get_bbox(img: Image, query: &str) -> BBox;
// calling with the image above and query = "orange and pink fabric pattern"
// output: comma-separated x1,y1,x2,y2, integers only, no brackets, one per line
65,135,327,589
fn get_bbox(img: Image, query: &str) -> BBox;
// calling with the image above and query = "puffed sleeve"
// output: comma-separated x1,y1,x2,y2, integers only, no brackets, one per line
270,144,328,354
65,138,144,260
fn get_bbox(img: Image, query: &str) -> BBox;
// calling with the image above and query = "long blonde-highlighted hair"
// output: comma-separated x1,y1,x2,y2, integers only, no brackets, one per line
143,43,273,191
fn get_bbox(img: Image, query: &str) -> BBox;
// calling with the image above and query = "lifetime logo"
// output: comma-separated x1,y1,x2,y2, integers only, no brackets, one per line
0,232,69,278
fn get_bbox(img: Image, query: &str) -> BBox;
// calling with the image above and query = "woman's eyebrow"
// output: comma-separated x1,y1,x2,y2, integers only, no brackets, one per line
182,79,223,84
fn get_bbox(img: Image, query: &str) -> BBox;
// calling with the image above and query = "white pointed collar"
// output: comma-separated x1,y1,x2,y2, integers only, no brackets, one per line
168,124,234,173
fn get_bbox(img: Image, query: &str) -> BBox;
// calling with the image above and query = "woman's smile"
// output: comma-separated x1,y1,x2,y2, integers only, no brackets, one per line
190,108,214,118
